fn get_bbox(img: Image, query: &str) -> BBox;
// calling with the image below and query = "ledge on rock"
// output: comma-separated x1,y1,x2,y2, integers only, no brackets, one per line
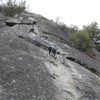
6,18,36,26
6,18,20,26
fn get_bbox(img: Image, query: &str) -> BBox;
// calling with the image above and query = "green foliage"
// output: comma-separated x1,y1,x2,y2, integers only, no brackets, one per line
0,0,26,17
68,30,95,52
16,0,26,16
68,22,100,52
83,22,100,51
83,22,100,40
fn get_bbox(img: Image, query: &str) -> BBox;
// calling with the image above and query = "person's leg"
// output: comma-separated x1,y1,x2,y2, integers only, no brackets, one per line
48,47,52,54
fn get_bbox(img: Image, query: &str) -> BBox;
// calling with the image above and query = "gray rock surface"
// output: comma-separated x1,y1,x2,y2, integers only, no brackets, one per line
55,42,100,76
0,12,100,100
6,18,36,26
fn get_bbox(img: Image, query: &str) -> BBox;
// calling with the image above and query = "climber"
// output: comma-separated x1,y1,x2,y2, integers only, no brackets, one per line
48,46,52,54
48,44,58,59
52,47,57,57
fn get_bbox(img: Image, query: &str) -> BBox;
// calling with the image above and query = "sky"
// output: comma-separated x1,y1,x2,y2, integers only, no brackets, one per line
21,0,100,28
1,0,100,29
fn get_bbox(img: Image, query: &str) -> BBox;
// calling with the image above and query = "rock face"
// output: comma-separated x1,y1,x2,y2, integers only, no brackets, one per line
0,12,100,100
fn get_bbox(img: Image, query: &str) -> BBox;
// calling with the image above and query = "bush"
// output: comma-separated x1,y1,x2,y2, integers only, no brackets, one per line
96,44,100,51
68,30,95,52
83,22,100,52
0,0,26,17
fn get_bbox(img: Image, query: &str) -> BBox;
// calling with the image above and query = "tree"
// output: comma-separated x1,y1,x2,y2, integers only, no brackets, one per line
0,0,26,17
83,22,100,51
83,22,100,41
68,30,95,52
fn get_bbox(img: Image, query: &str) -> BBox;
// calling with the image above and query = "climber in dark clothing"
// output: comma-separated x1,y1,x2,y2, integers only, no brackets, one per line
52,48,57,56
48,46,52,54
48,45,58,59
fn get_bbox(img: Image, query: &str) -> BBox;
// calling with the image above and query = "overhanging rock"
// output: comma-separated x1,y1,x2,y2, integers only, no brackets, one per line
6,18,36,26
6,18,20,26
